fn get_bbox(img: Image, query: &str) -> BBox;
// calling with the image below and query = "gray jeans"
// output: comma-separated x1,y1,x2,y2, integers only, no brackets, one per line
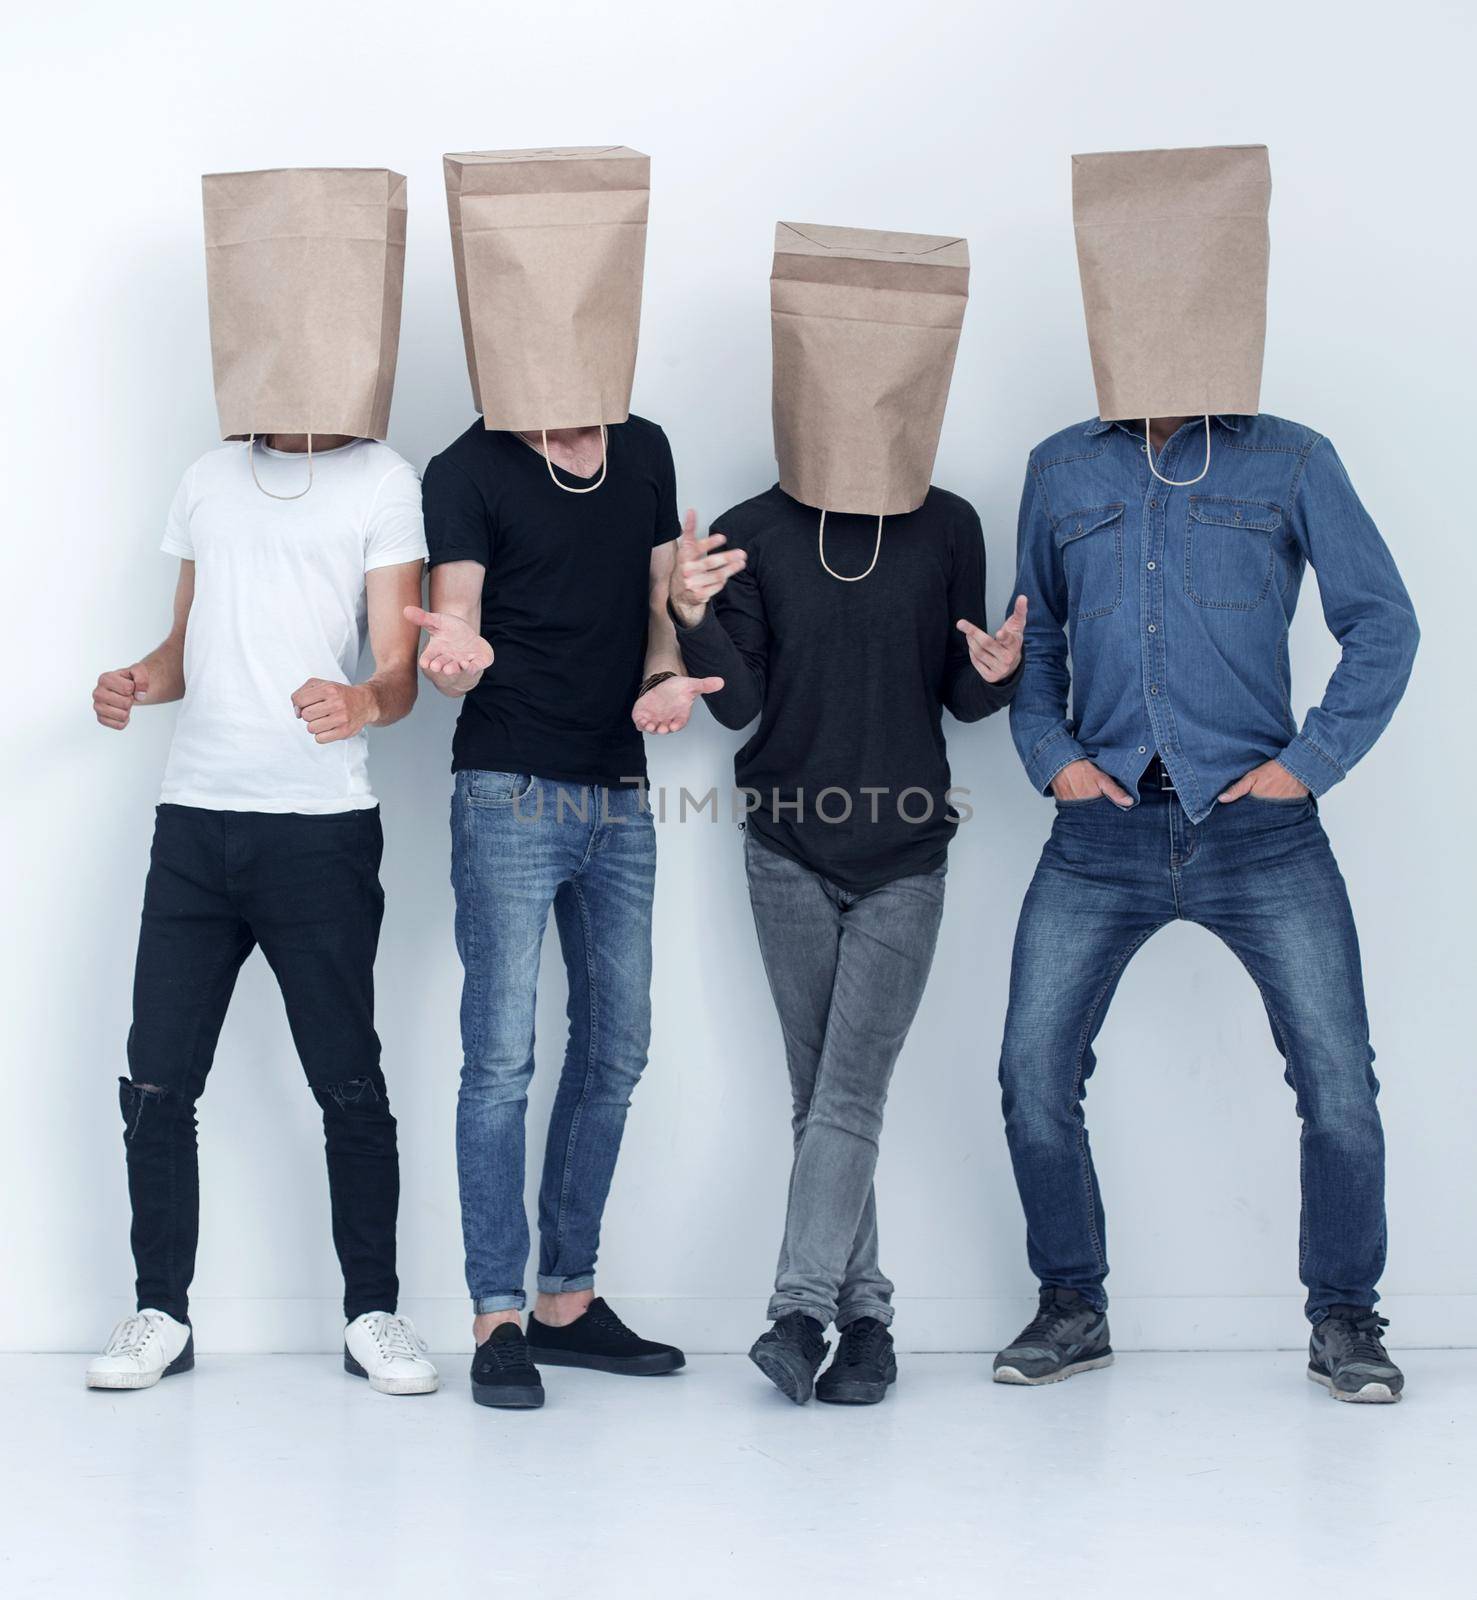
744,831,947,1328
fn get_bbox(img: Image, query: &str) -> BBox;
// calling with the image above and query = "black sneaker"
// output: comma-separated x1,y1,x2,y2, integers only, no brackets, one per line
749,1313,829,1405
993,1287,1114,1385
526,1297,685,1376
815,1317,897,1405
1308,1307,1404,1404
470,1322,545,1409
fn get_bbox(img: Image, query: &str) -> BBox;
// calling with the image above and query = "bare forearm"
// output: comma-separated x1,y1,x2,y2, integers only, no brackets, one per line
644,595,684,679
358,658,418,728
134,631,186,704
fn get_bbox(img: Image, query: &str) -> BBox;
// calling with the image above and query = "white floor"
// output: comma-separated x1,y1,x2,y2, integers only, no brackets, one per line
3,1351,1472,1598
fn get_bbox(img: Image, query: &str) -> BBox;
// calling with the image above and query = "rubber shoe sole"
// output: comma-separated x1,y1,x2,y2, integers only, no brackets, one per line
527,1345,684,1376
749,1341,820,1405
1307,1365,1402,1404
86,1334,195,1391
993,1351,1114,1386
815,1370,896,1405
342,1347,439,1396
471,1379,545,1409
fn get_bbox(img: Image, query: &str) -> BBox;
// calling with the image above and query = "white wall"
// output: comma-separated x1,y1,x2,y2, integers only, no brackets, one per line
4,0,1474,1354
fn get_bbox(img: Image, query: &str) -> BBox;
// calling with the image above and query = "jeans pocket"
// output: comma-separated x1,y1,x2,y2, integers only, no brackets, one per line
462,770,534,808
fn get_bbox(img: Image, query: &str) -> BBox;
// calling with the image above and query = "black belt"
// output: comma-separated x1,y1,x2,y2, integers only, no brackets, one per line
1141,754,1176,793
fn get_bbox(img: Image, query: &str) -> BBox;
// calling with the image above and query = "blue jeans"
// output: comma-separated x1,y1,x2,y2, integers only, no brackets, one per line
999,790,1384,1323
745,832,947,1328
451,772,655,1313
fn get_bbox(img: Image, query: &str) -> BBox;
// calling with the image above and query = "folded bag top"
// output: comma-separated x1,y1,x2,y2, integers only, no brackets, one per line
444,146,650,433
1071,144,1271,424
771,221,970,520
202,167,407,443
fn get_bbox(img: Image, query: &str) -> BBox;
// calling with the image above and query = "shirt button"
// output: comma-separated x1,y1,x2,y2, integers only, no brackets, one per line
1138,746,1147,755
1141,442,1148,452
1148,624,1157,633
1147,561,1156,570
1149,499,1158,509
1150,686,1159,695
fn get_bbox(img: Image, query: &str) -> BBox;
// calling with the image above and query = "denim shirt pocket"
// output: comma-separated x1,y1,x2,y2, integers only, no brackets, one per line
1053,503,1124,620
1185,497,1282,611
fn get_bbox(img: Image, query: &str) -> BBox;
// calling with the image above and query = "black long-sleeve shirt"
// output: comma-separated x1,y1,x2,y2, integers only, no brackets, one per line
676,484,1018,892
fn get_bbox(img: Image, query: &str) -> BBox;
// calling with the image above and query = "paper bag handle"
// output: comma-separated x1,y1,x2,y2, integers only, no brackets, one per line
248,433,314,500
542,425,608,494
1145,416,1210,487
818,507,885,582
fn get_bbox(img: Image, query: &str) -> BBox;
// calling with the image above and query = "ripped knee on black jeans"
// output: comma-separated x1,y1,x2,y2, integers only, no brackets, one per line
118,1076,172,1141
314,1074,388,1114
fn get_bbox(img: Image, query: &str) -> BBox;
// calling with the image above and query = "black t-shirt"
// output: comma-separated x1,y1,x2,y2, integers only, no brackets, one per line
422,416,679,785
675,485,1019,892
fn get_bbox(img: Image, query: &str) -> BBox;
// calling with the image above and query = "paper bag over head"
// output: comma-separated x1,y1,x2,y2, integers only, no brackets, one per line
202,167,407,442
444,146,650,433
1071,144,1271,422
771,222,970,518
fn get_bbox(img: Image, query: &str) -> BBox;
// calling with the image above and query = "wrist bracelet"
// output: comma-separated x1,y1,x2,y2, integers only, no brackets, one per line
638,671,677,701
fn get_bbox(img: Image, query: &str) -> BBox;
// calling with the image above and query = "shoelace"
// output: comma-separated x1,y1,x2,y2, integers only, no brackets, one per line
106,1314,158,1359
1331,1312,1391,1365
585,1302,632,1336
838,1321,888,1367
771,1314,824,1355
372,1315,427,1361
1018,1296,1082,1346
483,1337,534,1376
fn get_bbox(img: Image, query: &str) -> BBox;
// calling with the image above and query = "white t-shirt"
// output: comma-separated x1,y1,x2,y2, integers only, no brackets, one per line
159,438,427,813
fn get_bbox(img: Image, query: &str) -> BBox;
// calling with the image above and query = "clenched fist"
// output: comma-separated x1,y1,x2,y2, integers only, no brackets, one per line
292,678,373,744
94,665,149,730
669,509,747,627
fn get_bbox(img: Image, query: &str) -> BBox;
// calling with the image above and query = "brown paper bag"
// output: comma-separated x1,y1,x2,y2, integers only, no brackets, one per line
1072,145,1271,421
202,167,406,440
771,222,969,517
444,146,649,432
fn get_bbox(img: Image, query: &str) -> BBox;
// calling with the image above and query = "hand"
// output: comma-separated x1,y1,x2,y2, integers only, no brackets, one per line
957,595,1028,684
404,605,494,678
1051,759,1134,808
670,508,747,627
1218,760,1309,804
633,675,725,735
291,678,374,744
93,664,149,730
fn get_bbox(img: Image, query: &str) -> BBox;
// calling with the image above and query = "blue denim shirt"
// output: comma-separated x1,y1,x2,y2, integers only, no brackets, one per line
1010,414,1419,822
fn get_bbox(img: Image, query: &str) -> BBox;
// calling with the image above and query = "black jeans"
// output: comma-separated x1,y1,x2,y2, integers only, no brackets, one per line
122,804,398,1323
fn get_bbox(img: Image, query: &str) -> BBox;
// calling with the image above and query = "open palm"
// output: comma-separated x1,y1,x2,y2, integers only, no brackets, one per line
633,674,724,735
404,605,493,677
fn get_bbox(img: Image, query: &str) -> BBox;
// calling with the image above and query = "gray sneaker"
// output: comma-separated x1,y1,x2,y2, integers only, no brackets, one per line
993,1287,1113,1385
1307,1307,1403,1404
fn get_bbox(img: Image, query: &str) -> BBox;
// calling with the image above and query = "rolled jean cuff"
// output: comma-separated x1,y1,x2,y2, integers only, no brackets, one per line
835,1302,894,1330
767,1295,834,1327
472,1292,526,1314
536,1272,594,1296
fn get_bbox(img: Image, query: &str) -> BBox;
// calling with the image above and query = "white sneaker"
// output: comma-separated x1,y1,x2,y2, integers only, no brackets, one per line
344,1312,439,1395
86,1310,194,1390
